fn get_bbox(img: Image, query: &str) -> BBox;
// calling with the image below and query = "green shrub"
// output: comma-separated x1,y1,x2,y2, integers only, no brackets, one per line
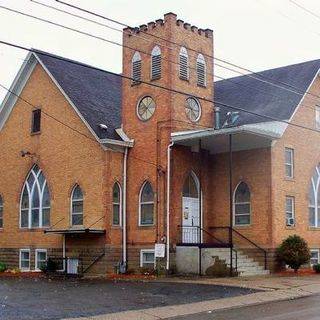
313,263,320,273
277,235,310,272
0,262,7,272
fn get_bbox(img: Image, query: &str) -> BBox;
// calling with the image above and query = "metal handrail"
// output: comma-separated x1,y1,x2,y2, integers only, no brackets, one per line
177,225,229,246
177,225,238,274
209,226,268,270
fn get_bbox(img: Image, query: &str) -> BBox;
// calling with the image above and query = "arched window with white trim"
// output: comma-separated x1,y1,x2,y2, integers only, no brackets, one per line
139,181,154,226
196,54,206,87
0,195,3,228
71,185,83,226
132,51,142,84
309,164,320,227
20,165,50,228
179,47,189,80
234,182,251,226
112,182,122,226
151,46,161,80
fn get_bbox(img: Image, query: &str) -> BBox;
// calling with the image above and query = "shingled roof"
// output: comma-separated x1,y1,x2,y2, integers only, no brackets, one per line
35,51,122,141
215,59,320,127
28,52,320,138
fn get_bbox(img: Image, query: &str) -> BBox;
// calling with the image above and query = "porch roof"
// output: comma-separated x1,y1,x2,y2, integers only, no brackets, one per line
44,228,106,235
171,121,286,154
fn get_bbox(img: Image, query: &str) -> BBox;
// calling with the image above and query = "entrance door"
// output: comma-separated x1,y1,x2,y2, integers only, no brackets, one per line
182,172,201,243
67,258,79,274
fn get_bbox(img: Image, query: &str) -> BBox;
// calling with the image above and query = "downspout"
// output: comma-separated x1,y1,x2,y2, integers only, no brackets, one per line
166,141,174,271
62,234,66,272
122,147,128,268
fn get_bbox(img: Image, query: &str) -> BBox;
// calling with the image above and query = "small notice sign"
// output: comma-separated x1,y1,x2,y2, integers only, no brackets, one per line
154,243,165,258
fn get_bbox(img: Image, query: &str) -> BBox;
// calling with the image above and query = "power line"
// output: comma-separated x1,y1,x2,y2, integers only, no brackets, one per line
0,39,319,136
53,0,320,103
3,3,320,117
289,0,320,21
27,0,320,113
5,2,312,105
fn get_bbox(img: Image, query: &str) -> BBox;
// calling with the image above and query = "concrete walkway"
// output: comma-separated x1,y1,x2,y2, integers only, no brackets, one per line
65,275,320,320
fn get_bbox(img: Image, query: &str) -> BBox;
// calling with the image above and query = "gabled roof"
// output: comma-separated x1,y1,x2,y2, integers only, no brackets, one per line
215,59,320,126
34,50,122,140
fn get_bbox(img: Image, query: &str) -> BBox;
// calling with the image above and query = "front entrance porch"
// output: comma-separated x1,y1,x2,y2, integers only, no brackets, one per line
171,122,281,276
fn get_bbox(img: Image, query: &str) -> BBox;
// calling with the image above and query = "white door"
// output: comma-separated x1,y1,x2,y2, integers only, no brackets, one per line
182,197,200,243
67,258,79,274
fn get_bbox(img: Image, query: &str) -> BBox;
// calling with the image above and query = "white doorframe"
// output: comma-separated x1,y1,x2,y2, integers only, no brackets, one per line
182,171,203,243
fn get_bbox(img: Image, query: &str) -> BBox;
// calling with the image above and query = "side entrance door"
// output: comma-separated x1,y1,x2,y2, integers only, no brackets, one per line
182,196,200,243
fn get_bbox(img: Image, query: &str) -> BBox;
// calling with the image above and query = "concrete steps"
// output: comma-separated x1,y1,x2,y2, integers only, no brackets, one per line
206,248,270,277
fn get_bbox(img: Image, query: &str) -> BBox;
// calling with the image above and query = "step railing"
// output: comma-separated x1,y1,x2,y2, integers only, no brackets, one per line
209,226,268,270
177,225,238,274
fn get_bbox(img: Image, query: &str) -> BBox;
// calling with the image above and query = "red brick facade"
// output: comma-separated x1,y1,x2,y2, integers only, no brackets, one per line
0,13,320,274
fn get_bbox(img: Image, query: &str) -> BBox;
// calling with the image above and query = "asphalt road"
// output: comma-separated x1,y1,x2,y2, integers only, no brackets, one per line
169,294,320,320
0,277,257,320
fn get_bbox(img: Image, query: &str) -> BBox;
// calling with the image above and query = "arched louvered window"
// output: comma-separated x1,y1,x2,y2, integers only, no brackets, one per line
71,185,83,226
0,195,3,228
309,164,320,227
196,54,206,87
132,51,142,84
112,182,122,226
20,165,50,228
139,181,154,226
234,182,251,226
179,47,189,80
151,46,161,80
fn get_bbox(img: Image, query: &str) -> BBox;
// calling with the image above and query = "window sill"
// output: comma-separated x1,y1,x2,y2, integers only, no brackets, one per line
308,227,320,231
111,225,122,229
197,84,207,88
131,82,141,87
285,226,296,230
138,224,155,228
179,77,189,82
233,224,251,228
284,177,295,182
19,227,50,232
30,131,41,136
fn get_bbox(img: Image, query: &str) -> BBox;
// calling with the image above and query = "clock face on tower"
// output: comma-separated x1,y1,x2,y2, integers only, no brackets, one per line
137,96,156,121
185,97,201,122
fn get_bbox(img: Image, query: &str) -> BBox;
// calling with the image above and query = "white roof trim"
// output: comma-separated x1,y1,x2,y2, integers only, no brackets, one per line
100,137,133,148
288,68,320,123
115,127,134,146
33,52,102,144
0,52,37,131
172,121,286,143
0,52,129,150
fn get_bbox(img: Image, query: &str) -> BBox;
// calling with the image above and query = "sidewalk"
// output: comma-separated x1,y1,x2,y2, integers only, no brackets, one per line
65,275,320,320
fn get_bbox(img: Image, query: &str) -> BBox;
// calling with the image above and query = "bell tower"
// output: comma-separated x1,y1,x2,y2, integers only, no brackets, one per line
120,13,214,248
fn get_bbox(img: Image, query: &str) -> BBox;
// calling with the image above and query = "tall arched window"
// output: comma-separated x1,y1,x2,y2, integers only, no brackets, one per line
151,46,161,80
112,182,121,226
20,165,50,228
234,182,251,226
139,181,154,226
196,54,206,87
71,185,83,226
0,195,3,228
179,47,189,80
132,51,142,84
309,164,320,227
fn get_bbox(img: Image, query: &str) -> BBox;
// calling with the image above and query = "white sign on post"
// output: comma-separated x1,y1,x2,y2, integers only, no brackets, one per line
154,243,165,258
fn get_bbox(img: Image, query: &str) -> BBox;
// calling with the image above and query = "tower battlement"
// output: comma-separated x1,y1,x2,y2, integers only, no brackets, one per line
123,12,213,38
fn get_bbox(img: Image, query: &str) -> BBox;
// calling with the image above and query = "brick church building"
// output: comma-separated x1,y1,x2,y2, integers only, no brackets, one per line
1,13,320,276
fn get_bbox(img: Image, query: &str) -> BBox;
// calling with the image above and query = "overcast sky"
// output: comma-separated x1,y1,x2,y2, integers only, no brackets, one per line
0,0,320,103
